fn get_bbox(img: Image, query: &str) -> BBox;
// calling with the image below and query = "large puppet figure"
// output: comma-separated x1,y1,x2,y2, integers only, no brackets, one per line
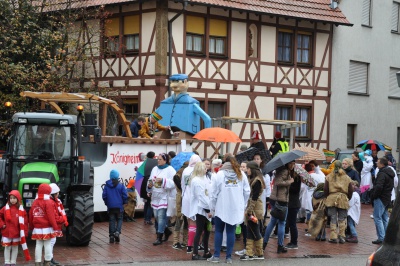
156,74,211,135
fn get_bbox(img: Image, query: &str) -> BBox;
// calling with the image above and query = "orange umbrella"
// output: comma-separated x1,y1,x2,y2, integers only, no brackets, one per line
193,127,242,143
293,146,325,161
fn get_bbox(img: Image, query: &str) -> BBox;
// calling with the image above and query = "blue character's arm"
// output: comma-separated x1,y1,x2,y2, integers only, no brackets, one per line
193,104,212,128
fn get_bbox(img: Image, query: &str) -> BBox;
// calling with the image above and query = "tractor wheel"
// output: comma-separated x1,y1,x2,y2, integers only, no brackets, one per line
66,191,94,246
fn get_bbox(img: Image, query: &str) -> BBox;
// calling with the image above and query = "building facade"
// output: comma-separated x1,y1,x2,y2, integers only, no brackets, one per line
331,0,400,159
76,0,350,156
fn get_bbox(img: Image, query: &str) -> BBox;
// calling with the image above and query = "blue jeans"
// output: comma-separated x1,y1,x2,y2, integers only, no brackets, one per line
264,200,288,246
144,200,153,222
286,207,299,245
361,191,370,203
213,216,235,259
373,198,389,241
153,208,167,233
347,216,357,237
109,212,123,237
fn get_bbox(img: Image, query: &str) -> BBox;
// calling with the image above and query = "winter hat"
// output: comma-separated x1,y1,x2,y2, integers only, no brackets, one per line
50,183,60,194
359,152,365,162
127,179,135,189
246,161,259,170
110,169,120,180
151,111,162,122
240,144,248,151
275,131,282,139
212,158,222,167
38,183,51,195
251,130,260,140
8,190,22,202
323,149,335,157
364,149,372,156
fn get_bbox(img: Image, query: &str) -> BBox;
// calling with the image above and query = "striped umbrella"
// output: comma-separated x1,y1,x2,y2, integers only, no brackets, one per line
355,139,391,152
292,146,325,161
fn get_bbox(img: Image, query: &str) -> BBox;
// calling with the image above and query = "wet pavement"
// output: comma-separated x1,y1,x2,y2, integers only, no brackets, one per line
7,204,379,265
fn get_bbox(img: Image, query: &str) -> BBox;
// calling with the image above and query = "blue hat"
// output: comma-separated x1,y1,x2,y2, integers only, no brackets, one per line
170,74,188,81
110,169,119,180
364,149,372,156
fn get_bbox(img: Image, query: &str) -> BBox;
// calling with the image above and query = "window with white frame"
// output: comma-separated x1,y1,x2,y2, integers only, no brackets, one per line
348,61,369,94
295,107,310,138
362,0,372,26
276,106,292,138
392,2,400,33
389,67,400,98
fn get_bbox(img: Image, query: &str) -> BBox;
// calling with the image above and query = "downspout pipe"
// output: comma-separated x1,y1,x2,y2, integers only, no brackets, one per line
168,0,188,96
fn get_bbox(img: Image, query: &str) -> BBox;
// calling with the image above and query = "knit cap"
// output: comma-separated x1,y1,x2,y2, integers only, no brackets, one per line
110,169,120,180
49,183,60,194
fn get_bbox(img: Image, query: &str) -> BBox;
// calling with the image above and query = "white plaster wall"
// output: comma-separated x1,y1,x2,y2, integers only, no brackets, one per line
231,21,247,60
331,1,400,160
141,13,156,53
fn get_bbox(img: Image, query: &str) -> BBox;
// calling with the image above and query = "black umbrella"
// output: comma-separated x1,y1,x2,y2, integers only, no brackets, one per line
265,150,307,173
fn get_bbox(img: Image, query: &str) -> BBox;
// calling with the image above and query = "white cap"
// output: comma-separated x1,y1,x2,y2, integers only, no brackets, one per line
49,183,60,194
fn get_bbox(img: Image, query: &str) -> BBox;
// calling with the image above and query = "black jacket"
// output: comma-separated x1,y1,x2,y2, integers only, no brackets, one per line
288,172,301,209
372,166,395,207
353,160,363,176
269,138,288,158
344,168,361,184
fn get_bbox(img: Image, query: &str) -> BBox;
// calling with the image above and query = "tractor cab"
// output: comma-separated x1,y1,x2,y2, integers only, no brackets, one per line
3,112,76,210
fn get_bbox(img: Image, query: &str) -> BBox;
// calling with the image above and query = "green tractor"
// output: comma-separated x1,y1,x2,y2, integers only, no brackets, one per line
0,111,94,246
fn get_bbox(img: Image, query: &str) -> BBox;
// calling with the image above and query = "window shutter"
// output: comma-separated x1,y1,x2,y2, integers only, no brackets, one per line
392,3,399,32
105,18,120,36
362,0,371,26
349,61,368,94
209,19,227,37
186,16,205,34
124,16,139,35
389,67,400,97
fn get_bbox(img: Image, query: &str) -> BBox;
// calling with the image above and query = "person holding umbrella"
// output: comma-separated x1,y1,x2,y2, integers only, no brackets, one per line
262,162,294,254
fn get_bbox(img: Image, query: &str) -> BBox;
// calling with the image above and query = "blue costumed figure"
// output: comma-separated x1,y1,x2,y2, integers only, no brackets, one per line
155,74,211,135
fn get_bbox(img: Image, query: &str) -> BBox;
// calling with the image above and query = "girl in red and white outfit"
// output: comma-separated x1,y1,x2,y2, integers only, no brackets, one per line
29,184,59,266
0,190,30,265
49,183,67,265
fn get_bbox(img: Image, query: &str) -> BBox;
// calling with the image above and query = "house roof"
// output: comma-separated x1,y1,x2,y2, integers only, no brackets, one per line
188,0,351,26
41,0,351,26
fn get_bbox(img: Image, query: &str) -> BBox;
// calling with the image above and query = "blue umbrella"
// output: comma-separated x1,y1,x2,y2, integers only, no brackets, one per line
171,152,195,171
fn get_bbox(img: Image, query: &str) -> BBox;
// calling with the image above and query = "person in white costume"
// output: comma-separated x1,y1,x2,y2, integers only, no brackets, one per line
147,153,176,245
208,156,250,264
346,181,361,243
189,162,213,260
181,154,202,253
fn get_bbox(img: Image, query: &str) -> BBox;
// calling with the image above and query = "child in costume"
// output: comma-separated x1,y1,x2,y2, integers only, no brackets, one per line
29,183,59,266
124,179,138,222
49,183,68,265
0,190,31,265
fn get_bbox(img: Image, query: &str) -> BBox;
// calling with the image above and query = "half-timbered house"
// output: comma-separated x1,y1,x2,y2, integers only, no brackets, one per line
73,0,351,156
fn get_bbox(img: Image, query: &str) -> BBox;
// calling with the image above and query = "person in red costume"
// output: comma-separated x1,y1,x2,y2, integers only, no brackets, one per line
0,190,30,265
29,184,59,266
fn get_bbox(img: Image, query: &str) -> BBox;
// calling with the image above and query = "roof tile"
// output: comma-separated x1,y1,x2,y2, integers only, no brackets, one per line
43,0,350,25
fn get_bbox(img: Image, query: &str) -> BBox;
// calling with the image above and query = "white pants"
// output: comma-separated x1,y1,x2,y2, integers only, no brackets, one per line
4,245,18,264
35,239,52,262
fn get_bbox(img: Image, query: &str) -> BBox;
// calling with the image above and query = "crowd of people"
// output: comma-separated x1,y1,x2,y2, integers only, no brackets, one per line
99,131,399,263
2,127,397,265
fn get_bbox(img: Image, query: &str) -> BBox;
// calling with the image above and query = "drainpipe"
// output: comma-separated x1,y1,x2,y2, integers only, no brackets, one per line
168,0,188,96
